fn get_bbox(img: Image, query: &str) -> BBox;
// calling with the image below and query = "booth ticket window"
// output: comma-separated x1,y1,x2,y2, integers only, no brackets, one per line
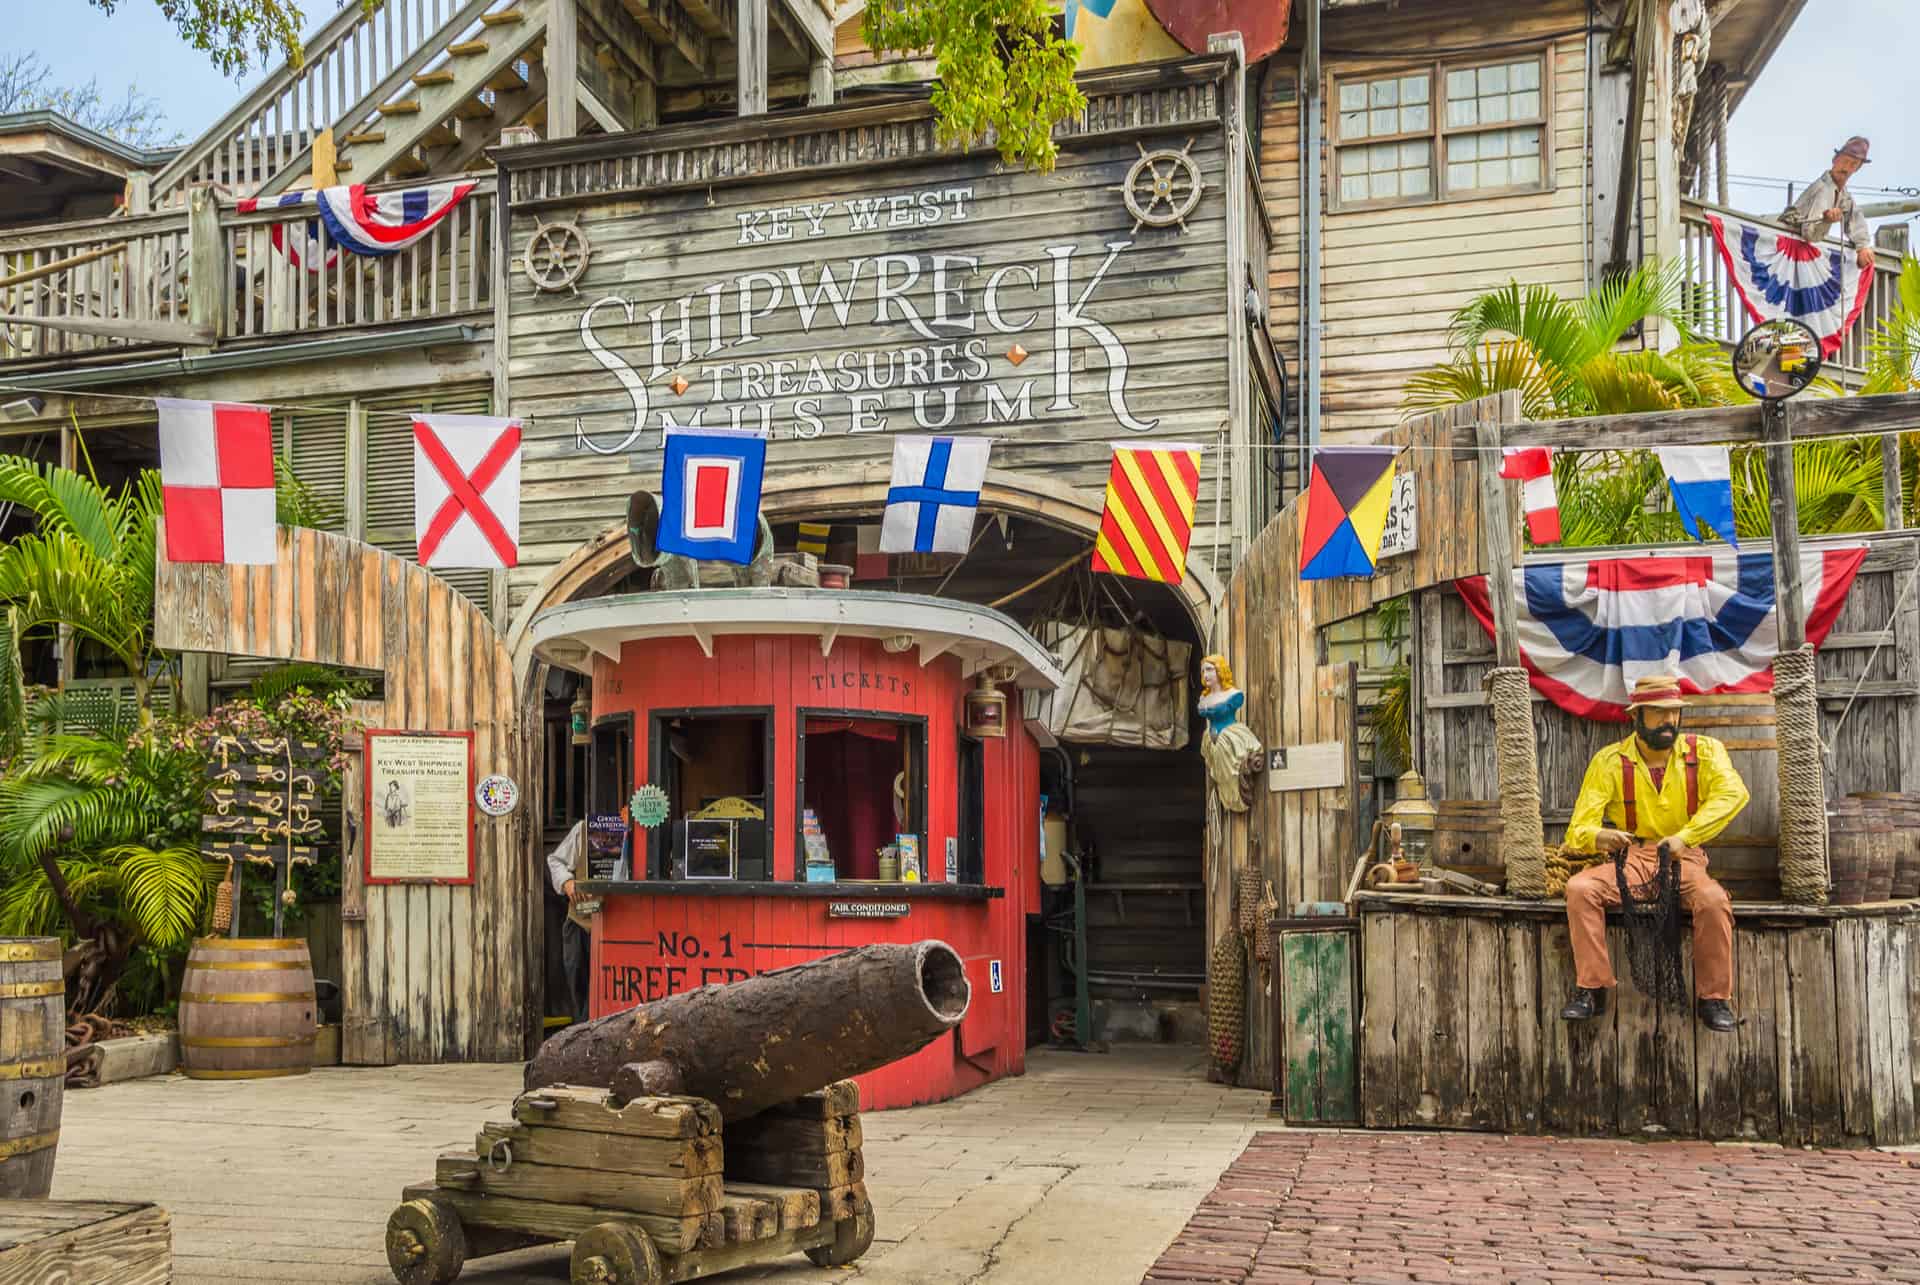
649,710,772,881
799,714,926,881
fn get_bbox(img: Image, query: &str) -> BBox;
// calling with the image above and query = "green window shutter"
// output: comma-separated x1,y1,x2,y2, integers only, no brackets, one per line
273,405,351,534
364,387,495,616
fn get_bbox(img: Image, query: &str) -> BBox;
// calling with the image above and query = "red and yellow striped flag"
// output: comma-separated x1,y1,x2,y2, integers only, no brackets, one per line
1092,443,1202,583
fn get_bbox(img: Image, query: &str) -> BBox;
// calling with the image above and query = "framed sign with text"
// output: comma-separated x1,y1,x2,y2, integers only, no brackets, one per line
364,730,475,885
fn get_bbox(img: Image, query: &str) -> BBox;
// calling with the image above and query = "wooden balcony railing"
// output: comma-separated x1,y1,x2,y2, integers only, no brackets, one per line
1681,198,1906,378
0,178,496,366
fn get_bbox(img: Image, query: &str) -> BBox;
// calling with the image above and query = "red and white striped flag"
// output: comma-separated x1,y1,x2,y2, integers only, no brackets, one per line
1499,445,1562,545
156,398,278,564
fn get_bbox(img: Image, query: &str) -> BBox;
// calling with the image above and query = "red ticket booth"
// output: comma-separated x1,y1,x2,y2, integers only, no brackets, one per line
529,588,1066,1109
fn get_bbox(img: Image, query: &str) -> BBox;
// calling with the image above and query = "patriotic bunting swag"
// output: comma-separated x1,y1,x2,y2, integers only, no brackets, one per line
237,182,475,260
234,193,339,274
1455,546,1867,721
413,414,522,569
1704,213,1872,358
156,398,278,565
1092,442,1202,584
1299,446,1397,579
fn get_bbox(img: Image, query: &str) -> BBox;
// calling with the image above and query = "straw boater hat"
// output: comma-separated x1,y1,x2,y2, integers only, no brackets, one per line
1836,136,1872,163
1627,675,1688,710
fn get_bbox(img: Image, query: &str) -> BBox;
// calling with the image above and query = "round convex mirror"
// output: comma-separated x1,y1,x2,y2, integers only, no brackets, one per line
1732,318,1823,401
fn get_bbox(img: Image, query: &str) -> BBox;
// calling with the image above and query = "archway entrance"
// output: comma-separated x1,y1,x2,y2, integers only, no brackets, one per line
510,468,1224,1056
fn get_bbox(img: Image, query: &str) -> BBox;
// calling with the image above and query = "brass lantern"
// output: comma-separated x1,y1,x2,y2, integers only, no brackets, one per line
1382,768,1439,865
570,682,592,747
963,671,1008,738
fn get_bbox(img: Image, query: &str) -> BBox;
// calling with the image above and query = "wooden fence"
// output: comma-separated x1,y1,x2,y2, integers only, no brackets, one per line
154,525,532,1064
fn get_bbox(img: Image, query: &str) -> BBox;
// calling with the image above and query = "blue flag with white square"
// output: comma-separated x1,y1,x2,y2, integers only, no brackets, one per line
658,428,767,565
881,435,992,555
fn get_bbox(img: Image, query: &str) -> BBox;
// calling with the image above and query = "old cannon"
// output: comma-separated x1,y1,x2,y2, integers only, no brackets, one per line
524,940,971,1122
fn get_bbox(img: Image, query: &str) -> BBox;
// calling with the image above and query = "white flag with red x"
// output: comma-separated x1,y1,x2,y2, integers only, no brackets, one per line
413,414,521,569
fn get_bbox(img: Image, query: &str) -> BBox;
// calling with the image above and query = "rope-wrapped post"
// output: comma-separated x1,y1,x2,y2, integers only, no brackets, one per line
1487,666,1548,897
1773,645,1829,906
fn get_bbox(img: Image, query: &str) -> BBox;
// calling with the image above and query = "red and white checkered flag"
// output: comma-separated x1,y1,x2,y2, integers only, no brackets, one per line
156,398,278,564
1499,445,1562,546
413,414,521,569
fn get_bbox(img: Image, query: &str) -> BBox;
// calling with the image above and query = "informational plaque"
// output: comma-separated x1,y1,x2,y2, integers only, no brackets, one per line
682,819,737,880
364,730,475,884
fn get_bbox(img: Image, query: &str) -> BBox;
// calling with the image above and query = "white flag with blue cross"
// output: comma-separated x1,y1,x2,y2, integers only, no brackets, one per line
881,436,992,555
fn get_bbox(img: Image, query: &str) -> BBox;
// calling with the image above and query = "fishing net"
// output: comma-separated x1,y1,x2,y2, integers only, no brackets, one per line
1614,844,1688,1009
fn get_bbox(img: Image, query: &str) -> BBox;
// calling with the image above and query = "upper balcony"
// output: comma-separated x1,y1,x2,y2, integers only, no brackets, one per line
0,175,498,373
1679,207,1908,385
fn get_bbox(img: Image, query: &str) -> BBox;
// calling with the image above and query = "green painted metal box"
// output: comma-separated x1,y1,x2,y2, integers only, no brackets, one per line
1271,916,1359,1124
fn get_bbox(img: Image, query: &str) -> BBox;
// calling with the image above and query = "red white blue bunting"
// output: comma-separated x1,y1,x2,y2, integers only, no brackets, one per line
234,192,339,274
236,182,475,260
1455,547,1866,721
1703,213,1872,358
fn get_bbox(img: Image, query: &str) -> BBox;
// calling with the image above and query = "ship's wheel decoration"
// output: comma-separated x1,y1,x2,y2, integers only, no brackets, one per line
523,219,590,293
1116,138,1204,234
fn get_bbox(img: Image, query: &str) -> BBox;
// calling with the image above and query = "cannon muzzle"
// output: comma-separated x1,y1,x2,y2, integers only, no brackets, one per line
524,940,971,1121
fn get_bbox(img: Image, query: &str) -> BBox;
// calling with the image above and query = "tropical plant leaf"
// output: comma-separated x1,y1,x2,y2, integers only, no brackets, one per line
245,662,372,708
109,844,217,948
273,456,339,530
0,454,122,561
1402,340,1558,421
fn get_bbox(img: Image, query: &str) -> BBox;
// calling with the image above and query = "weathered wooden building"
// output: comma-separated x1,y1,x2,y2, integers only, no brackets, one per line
8,0,1899,1081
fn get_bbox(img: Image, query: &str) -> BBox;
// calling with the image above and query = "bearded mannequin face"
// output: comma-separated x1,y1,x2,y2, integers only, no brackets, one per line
1633,707,1681,752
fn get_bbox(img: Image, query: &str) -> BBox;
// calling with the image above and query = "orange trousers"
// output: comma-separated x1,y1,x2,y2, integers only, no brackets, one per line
1564,844,1733,1001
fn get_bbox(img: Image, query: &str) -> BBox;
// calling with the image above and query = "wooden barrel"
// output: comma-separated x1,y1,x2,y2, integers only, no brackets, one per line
1852,792,1920,901
1827,800,1872,906
0,938,65,1198
1431,800,1503,882
178,938,317,1080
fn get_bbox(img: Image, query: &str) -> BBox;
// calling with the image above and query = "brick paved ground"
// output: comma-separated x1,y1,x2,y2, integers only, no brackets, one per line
53,1045,1269,1283
1145,1131,1920,1284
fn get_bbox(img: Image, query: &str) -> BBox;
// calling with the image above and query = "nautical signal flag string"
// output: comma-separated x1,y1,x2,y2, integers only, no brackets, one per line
1091,442,1203,584
1299,446,1397,580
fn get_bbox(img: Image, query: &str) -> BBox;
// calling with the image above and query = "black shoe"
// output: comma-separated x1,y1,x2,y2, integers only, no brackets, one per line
1560,987,1608,1021
1696,999,1738,1033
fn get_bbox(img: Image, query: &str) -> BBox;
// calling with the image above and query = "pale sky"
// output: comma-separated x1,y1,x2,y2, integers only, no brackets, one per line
13,0,1917,231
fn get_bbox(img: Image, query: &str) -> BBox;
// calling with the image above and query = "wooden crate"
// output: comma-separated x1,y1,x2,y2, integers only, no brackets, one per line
0,1199,170,1284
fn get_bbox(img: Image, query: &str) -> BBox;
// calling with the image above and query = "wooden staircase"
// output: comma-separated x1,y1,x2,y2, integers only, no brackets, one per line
327,0,552,185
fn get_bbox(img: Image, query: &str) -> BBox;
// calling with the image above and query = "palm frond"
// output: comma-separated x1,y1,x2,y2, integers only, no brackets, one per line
0,455,123,562
0,605,24,763
1401,340,1559,421
246,662,371,708
1582,257,1695,349
109,844,216,948
1865,254,1920,394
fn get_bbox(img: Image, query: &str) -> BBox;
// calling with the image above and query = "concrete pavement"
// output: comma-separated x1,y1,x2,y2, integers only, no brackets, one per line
51,1045,1271,1284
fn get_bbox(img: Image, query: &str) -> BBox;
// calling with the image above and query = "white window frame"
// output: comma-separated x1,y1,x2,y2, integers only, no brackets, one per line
1330,47,1554,212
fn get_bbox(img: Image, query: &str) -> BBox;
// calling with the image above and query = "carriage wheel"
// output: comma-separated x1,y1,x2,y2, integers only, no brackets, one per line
570,1221,664,1285
385,1197,468,1285
805,1194,876,1267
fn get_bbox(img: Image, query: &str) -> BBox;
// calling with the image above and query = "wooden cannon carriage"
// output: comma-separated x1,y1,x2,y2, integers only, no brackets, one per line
386,1081,874,1284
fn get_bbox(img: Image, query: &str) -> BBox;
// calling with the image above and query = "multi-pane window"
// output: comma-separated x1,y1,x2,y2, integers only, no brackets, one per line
1333,53,1549,208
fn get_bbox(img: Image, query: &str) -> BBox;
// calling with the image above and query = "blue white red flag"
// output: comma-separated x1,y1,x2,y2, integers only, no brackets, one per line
657,428,767,565
234,192,339,274
881,436,992,554
1657,446,1738,547
1455,546,1867,721
1704,213,1871,358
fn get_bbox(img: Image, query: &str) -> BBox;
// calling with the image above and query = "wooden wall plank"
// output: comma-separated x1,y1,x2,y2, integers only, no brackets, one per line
1611,922,1659,1136
1891,921,1917,1143
1863,919,1898,1144
1499,917,1542,1134
1832,919,1873,1143
1462,914,1505,1130
1787,925,1842,1147
1359,909,1397,1127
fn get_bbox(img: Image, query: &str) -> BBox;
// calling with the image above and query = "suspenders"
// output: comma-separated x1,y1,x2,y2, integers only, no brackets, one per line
1619,736,1699,838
